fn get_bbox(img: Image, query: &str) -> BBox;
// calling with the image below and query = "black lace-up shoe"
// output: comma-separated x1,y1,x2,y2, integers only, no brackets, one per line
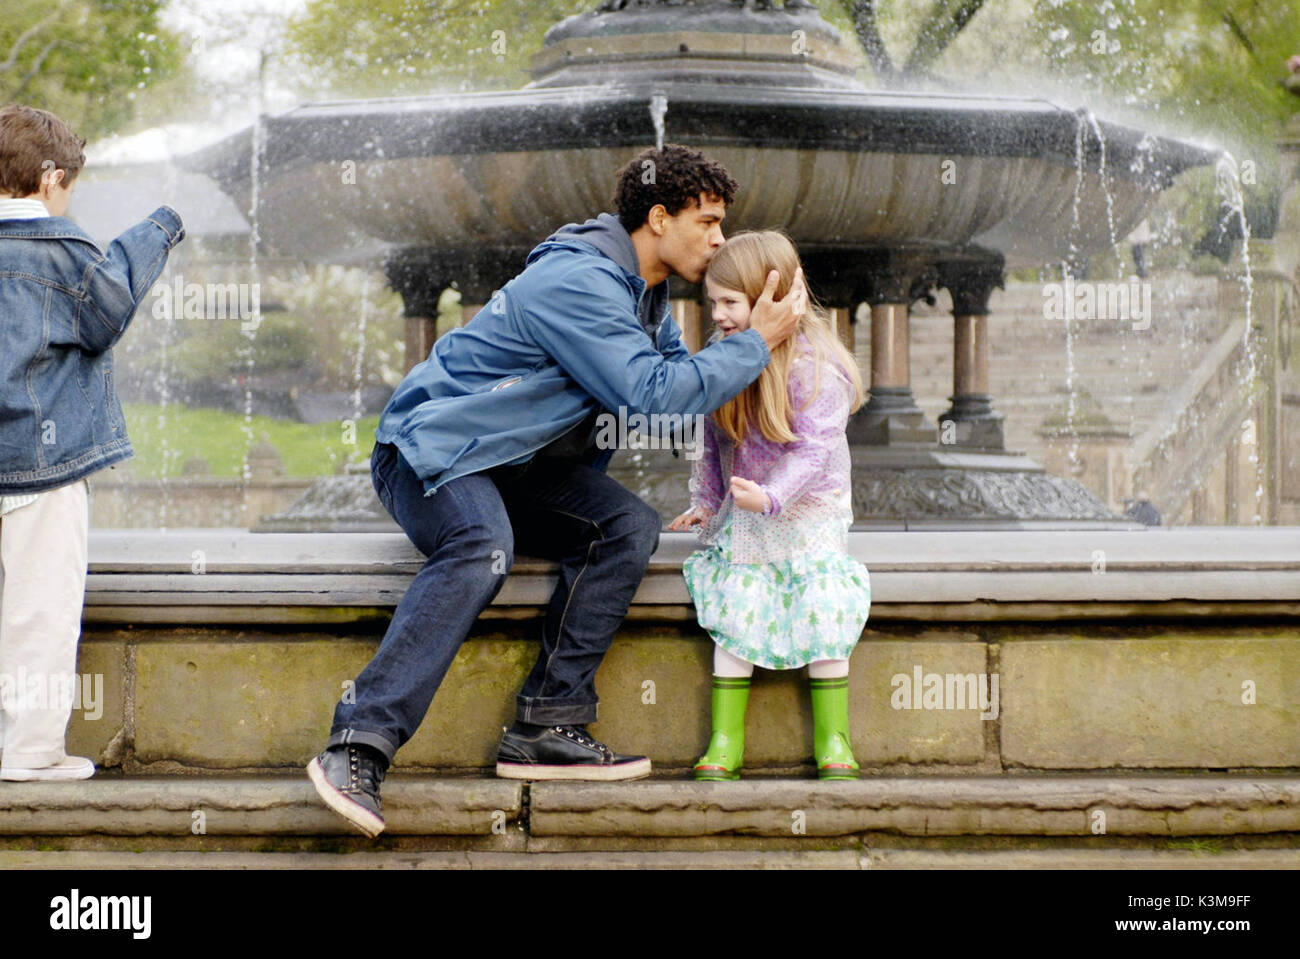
495,723,651,781
307,744,388,837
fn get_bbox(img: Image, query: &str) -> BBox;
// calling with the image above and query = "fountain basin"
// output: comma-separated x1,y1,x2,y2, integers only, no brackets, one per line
188,81,1213,275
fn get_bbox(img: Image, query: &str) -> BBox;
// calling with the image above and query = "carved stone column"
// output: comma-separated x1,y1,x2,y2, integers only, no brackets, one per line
675,297,705,353
402,314,437,373
937,258,1006,449
792,247,862,359
386,250,445,374
830,306,853,352
847,250,938,445
385,247,522,373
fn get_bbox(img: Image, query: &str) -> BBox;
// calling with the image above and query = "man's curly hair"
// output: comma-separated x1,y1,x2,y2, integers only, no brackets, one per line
613,144,738,232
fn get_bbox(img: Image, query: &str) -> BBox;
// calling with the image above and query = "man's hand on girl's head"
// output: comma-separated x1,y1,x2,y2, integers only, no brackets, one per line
747,267,804,351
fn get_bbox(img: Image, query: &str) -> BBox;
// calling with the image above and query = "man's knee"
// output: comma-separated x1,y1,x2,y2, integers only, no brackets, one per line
448,521,514,578
408,503,513,576
609,498,661,561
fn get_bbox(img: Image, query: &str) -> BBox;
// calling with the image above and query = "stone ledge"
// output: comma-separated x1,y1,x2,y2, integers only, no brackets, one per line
3,776,1295,840
0,849,857,869
528,777,1300,838
0,778,521,836
2,848,1296,869
89,527,1300,573
81,527,1300,624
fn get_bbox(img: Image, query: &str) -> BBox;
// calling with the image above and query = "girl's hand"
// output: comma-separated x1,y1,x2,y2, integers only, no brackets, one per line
668,507,711,531
730,476,770,513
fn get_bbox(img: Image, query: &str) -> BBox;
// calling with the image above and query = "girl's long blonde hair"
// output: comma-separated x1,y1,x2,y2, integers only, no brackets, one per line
705,231,864,445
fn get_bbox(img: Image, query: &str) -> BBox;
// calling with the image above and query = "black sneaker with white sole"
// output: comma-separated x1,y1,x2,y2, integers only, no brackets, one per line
307,744,388,838
495,723,651,781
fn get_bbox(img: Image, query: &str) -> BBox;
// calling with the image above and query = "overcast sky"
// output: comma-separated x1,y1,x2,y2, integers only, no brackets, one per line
163,0,308,87
94,0,312,162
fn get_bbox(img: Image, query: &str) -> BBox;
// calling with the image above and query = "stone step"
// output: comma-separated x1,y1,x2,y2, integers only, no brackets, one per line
1,776,1296,846
527,777,1300,839
2,847,1295,869
0,777,519,838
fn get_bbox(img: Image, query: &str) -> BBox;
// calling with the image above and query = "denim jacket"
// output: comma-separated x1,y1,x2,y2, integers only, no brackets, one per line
0,206,184,493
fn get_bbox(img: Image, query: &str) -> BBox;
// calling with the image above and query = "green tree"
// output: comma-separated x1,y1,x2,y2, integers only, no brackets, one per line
285,0,592,97
835,0,1297,252
837,0,1298,154
0,0,181,139
837,0,988,84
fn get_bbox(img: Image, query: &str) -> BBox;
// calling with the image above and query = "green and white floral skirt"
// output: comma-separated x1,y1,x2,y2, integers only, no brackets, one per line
682,511,871,670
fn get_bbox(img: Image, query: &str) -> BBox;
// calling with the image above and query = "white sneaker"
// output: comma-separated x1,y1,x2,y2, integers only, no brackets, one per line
1,756,95,781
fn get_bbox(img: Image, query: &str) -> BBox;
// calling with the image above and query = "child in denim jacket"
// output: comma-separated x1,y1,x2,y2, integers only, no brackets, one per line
0,104,184,780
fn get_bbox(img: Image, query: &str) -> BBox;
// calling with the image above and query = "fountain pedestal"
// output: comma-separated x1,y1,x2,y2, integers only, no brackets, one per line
257,459,396,533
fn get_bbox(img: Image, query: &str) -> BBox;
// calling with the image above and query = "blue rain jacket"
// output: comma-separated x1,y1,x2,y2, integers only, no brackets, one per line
376,213,771,496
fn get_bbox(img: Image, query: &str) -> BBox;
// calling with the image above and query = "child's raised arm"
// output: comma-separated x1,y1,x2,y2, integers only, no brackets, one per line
81,206,185,353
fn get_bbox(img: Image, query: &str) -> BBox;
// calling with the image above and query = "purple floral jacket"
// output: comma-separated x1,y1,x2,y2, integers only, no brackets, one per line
688,331,857,563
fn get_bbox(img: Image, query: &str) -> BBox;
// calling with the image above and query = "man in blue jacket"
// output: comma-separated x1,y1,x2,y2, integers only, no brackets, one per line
308,144,802,837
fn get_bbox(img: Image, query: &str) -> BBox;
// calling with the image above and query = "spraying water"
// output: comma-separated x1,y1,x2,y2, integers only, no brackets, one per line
152,134,183,532
1083,106,1141,448
239,49,270,519
650,93,668,150
1084,108,1119,259
1215,151,1261,522
351,270,371,466
1058,110,1089,474
239,110,262,502
153,265,176,532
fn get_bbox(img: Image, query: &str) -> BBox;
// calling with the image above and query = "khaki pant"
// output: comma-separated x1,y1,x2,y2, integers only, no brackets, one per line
0,480,88,768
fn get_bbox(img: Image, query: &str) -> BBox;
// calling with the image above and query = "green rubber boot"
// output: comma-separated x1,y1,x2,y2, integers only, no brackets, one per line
810,676,859,780
694,676,750,781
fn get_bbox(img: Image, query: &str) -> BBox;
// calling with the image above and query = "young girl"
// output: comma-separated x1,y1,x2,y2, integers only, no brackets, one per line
669,231,870,781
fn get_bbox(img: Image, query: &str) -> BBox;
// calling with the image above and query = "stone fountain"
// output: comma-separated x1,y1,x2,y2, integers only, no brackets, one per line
186,0,1216,531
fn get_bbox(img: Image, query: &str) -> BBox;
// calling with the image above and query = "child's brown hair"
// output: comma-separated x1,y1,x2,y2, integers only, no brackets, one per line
0,104,86,198
705,230,864,444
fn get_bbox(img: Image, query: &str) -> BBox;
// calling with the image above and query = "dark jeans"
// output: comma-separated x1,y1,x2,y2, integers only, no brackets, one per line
327,442,662,763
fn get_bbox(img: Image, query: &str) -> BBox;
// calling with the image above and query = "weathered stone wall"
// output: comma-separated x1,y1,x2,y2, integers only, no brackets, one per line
71,527,1300,775
67,619,1300,775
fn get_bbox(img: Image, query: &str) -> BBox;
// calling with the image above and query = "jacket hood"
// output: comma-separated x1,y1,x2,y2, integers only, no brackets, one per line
532,212,668,339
